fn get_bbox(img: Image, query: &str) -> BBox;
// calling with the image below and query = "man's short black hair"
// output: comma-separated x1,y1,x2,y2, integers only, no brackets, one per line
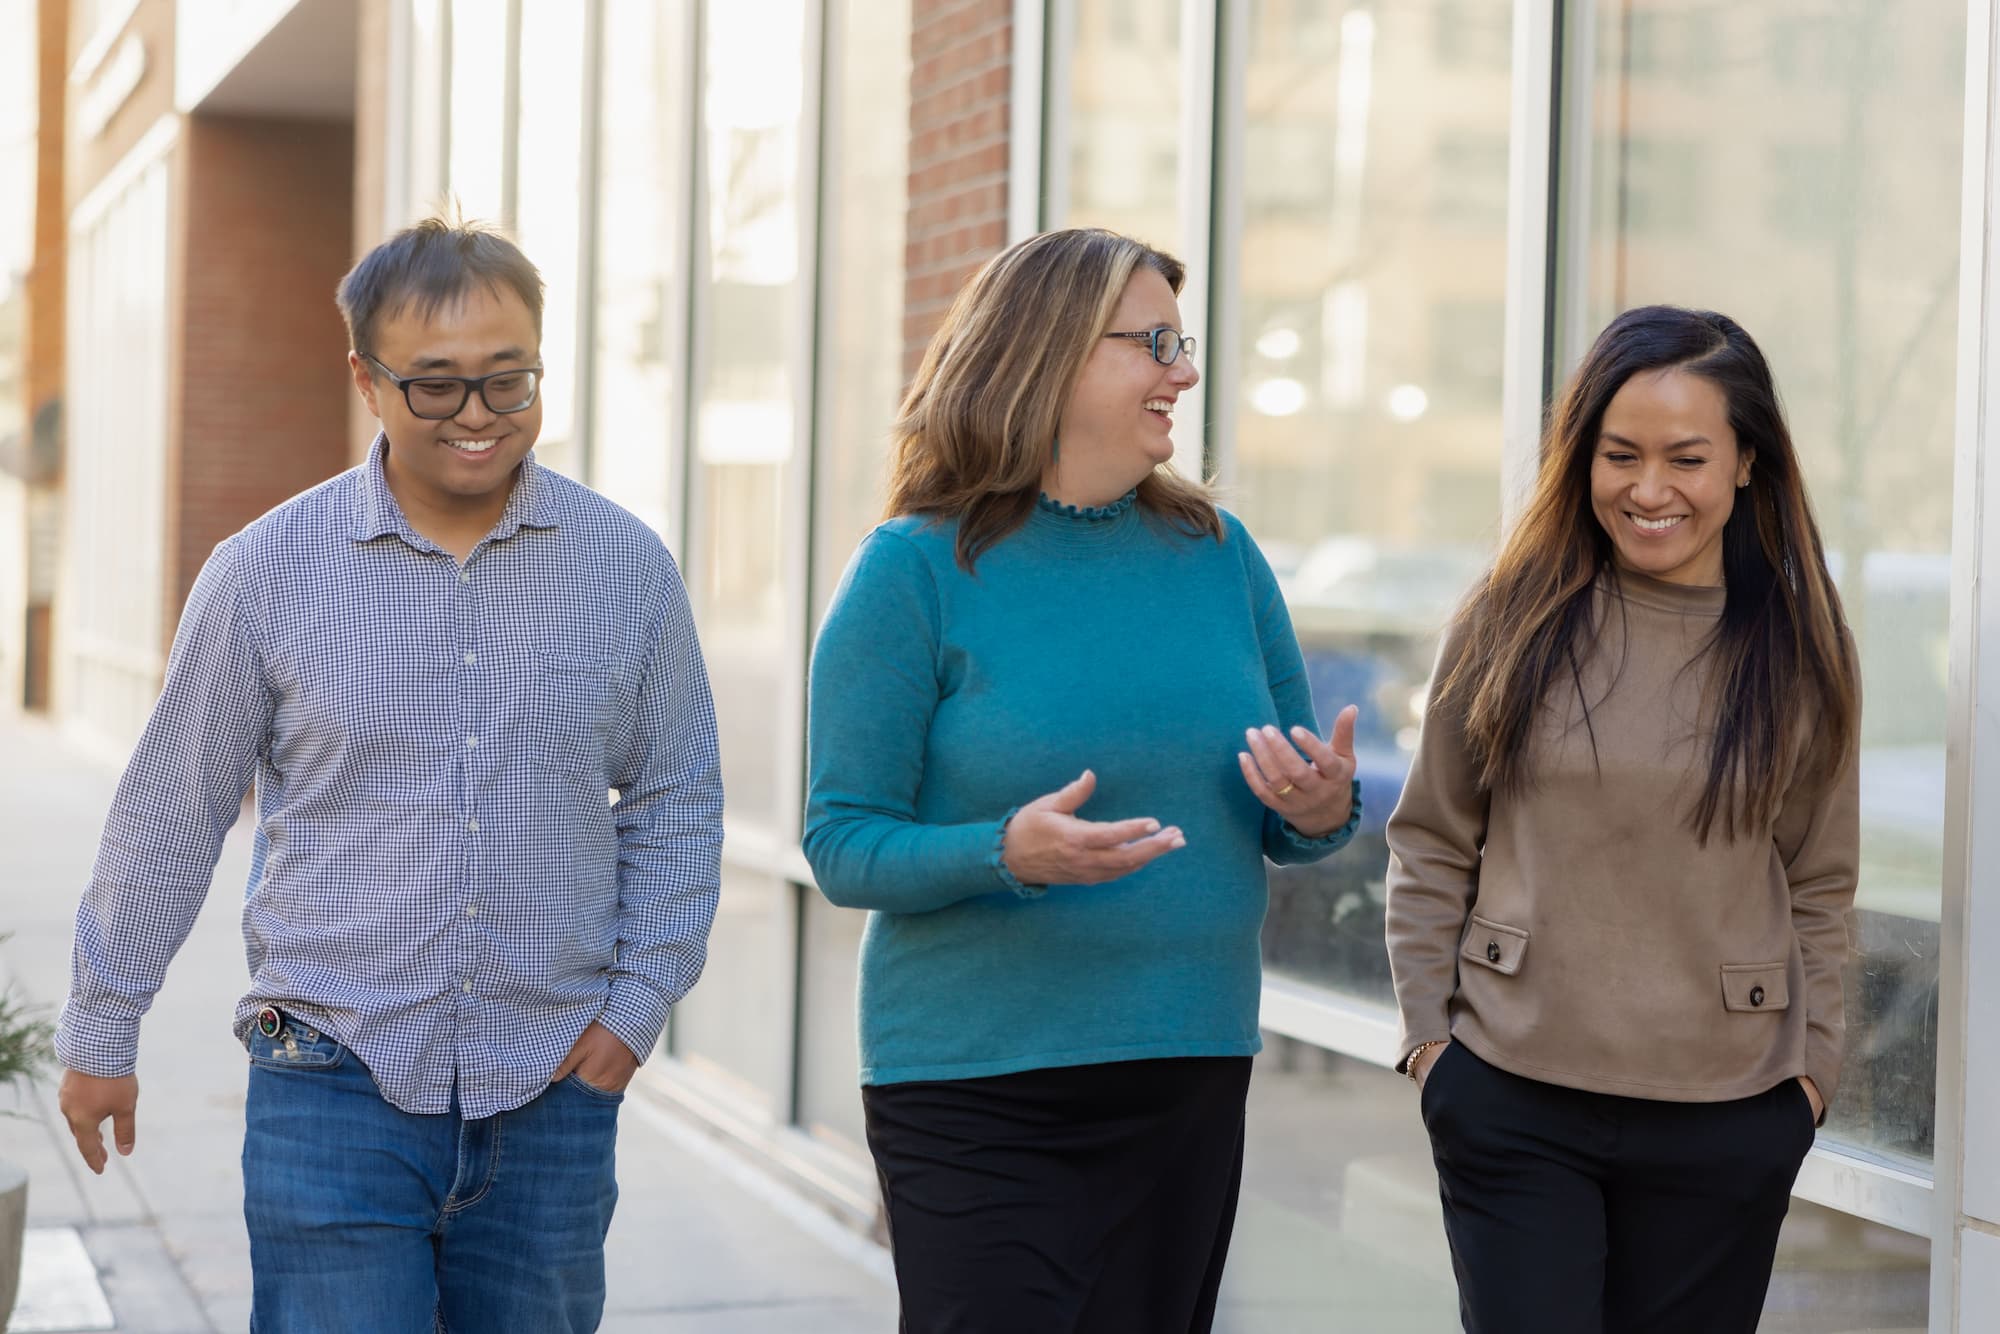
335,216,544,356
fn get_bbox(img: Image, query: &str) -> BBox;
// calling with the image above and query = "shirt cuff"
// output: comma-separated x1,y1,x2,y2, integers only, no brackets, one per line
1276,779,1363,855
596,980,669,1066
989,807,1046,900
54,1001,140,1078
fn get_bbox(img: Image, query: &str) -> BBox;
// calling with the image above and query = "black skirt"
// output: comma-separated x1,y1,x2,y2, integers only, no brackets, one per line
861,1055,1254,1334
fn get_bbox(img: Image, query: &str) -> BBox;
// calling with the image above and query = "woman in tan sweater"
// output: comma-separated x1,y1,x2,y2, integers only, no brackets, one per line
1385,305,1860,1334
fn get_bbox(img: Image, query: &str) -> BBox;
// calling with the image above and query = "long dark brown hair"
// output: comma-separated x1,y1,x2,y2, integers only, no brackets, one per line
1439,305,1858,843
885,228,1222,569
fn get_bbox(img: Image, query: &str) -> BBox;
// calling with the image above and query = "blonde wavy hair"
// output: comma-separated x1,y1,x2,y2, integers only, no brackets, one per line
885,228,1222,570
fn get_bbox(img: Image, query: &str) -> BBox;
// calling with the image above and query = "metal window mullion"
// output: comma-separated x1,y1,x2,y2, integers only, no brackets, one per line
1202,0,1246,489
1170,0,1216,484
1040,0,1075,228
1008,0,1047,239
500,0,522,230
1934,0,2000,1321
1498,0,1559,529
572,0,604,485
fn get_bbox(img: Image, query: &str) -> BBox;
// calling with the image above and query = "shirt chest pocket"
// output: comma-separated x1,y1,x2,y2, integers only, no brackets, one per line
531,649,615,782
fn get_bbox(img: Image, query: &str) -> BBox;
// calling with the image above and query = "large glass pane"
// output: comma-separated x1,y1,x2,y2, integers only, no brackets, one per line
667,869,795,1117
1570,0,1959,1174
688,0,808,831
797,892,867,1152
514,0,586,478
812,0,911,621
1062,0,1184,254
445,0,507,223
591,0,688,539
1218,1037,1928,1330
405,0,448,217
1233,2,1513,1007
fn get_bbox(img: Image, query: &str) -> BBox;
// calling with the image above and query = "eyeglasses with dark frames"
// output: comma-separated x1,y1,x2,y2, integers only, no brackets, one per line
1103,328,1197,366
363,354,544,420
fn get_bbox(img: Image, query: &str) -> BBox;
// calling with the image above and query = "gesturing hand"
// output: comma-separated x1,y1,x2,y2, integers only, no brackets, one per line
1001,770,1186,887
1238,705,1359,838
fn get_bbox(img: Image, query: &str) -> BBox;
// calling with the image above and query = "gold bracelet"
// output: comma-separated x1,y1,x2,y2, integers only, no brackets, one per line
1405,1040,1445,1085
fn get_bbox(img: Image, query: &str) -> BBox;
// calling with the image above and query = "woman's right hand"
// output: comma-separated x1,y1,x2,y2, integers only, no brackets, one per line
1413,1041,1451,1088
1002,770,1186,886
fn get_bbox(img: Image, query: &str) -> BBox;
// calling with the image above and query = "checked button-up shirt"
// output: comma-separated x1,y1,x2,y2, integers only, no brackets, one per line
57,436,724,1118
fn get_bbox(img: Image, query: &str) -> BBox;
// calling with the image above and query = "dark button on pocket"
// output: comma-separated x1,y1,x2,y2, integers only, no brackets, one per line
1750,985,1766,1007
1486,941,1501,963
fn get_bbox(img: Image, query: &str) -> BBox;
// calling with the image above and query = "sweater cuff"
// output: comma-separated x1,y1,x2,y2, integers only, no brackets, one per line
989,807,1046,900
1277,779,1363,855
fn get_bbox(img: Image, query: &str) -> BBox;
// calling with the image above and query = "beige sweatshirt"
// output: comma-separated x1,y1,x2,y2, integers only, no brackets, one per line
1384,569,1859,1105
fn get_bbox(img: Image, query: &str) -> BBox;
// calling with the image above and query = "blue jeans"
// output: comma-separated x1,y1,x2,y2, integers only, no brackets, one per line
242,1015,621,1333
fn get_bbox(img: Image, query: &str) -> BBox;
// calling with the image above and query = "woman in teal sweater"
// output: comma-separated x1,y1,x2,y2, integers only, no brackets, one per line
804,227,1361,1332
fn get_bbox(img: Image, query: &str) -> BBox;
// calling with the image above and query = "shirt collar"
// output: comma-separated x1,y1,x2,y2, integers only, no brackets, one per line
348,432,562,547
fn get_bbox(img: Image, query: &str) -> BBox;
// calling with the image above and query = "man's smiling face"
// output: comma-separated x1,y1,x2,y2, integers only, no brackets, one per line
350,282,544,518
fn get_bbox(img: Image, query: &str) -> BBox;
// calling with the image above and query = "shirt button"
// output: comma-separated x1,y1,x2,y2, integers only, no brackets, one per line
462,981,473,994
465,817,479,832
465,904,478,918
465,735,478,749
1749,986,1766,1007
464,651,476,666
458,569,471,584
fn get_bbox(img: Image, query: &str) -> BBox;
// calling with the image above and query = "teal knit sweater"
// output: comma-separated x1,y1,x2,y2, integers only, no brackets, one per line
803,492,1354,1085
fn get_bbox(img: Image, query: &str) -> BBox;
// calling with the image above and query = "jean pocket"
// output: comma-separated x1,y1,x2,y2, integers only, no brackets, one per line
563,1072,627,1103
245,1016,346,1071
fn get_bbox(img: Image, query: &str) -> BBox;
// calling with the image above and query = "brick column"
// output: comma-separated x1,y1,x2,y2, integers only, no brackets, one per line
903,0,1014,379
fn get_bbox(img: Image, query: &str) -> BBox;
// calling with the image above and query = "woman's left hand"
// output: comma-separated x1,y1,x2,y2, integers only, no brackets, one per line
1800,1076,1825,1123
1239,705,1360,838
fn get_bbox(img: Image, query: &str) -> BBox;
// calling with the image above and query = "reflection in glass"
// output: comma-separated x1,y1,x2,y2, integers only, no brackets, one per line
667,869,795,1116
591,0,686,539
690,0,807,829
1227,1038,1927,1330
1574,0,1959,1173
446,0,507,224
1063,1,1183,254
812,0,912,625
1233,3,1513,1008
514,0,586,477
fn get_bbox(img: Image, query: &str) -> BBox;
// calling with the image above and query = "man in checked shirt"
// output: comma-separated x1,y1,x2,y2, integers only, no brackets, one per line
52,218,724,1332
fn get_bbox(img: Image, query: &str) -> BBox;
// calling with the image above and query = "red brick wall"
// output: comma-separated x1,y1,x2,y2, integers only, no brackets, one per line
165,115,355,629
903,0,1014,379
26,0,68,423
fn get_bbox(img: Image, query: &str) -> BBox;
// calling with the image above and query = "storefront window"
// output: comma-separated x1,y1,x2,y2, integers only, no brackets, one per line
1061,0,1184,255
1235,2,1512,1008
445,0,507,224
404,0,447,216
811,0,911,621
799,0,913,1152
667,869,796,1116
513,0,586,478
590,0,688,541
1571,0,1960,1173
687,0,809,832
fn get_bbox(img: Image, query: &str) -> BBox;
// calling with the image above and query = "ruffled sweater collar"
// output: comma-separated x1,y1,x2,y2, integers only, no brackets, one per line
1025,489,1140,548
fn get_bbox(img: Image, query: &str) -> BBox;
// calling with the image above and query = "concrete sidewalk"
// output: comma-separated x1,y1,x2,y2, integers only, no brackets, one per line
0,712,897,1333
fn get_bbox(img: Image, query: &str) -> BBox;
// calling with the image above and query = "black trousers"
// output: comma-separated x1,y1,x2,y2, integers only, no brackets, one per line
1421,1041,1817,1334
861,1056,1253,1334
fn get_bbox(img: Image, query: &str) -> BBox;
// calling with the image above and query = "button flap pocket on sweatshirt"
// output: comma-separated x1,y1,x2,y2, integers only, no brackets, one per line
1462,915,1528,976
1720,963,1790,1013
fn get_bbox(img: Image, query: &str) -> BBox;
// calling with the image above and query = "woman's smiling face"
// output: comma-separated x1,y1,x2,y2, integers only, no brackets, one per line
1051,267,1199,499
1589,367,1753,587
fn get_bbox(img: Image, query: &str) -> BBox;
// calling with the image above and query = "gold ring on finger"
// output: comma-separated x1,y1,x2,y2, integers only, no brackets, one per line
1273,782,1296,797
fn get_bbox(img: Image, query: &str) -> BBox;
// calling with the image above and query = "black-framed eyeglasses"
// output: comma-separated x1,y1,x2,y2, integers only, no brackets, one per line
1104,328,1197,366
363,354,544,420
